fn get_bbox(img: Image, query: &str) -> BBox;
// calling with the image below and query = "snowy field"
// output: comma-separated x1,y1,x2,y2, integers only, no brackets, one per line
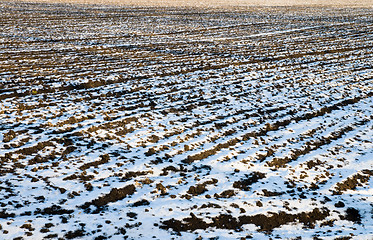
0,1,373,240
8,0,373,7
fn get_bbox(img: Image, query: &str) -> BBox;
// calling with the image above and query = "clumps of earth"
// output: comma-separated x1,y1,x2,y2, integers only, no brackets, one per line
0,1,373,240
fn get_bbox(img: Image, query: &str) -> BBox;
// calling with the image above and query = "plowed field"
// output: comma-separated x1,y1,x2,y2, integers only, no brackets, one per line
0,2,372,239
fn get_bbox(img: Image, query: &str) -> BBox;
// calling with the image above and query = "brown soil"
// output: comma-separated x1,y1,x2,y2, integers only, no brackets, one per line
345,207,362,224
0,210,15,219
187,179,218,196
79,154,110,171
2,130,17,143
333,170,373,194
161,208,330,233
130,199,150,207
233,172,266,191
80,184,136,211
1,2,372,239
36,205,74,215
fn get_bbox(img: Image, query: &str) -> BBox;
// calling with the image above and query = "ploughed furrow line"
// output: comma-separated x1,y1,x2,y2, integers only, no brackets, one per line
0,71,370,160
140,84,365,161
182,92,372,164
0,57,370,103
333,170,373,195
284,117,373,195
266,116,372,168
1,45,370,104
242,105,371,164
1,2,373,240
0,81,363,137
79,184,136,212
0,67,297,127
1,63,370,166
2,43,370,127
4,33,368,74
101,68,368,156
161,208,330,233
0,20,370,97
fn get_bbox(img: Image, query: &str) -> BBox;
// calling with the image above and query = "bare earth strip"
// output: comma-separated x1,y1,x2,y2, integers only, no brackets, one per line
1,1,373,240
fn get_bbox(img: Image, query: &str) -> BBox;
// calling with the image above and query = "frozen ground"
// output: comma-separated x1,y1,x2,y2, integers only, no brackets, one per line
0,2,373,240
8,0,373,8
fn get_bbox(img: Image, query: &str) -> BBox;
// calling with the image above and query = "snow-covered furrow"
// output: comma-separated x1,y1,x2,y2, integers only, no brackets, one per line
0,2,373,240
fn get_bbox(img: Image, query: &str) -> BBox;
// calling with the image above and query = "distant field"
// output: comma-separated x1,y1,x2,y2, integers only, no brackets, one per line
1,1,373,240
9,0,373,7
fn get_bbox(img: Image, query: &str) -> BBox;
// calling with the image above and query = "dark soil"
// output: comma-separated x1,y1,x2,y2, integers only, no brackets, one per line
345,207,362,224
262,189,284,197
334,201,345,208
187,179,218,196
161,208,330,233
64,229,86,239
79,154,110,171
187,184,207,196
0,210,15,218
233,172,266,191
1,3,372,239
334,170,373,194
80,184,136,210
130,199,150,207
35,205,74,215
214,190,236,198
122,171,152,180
3,130,17,143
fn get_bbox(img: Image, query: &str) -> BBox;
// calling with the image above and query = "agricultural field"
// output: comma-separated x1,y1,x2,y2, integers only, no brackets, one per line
0,1,373,239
